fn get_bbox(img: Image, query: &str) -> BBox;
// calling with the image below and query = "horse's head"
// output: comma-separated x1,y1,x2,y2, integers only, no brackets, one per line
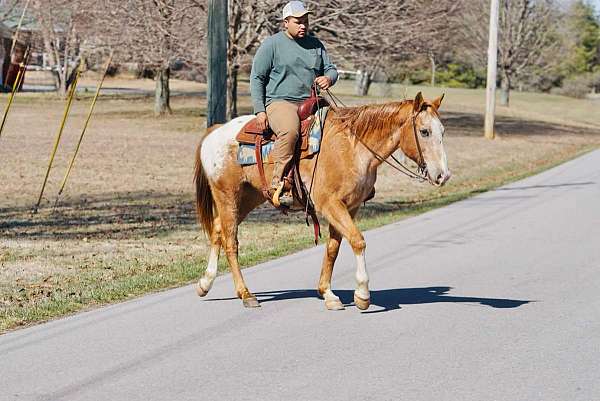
402,92,451,187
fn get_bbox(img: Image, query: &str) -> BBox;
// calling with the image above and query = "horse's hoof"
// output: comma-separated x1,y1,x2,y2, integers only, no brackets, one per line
325,299,345,310
242,296,260,308
354,294,370,310
196,284,208,297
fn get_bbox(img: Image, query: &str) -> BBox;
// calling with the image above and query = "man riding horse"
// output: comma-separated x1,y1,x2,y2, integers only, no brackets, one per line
250,1,338,207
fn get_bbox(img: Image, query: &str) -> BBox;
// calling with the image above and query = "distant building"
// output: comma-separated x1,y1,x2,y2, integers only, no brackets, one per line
0,5,36,91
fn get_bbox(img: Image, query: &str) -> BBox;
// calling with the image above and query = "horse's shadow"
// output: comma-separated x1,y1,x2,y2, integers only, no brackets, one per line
208,286,532,314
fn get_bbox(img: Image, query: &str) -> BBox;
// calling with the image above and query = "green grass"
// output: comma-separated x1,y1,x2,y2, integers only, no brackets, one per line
2,80,600,333
332,80,600,129
2,143,596,332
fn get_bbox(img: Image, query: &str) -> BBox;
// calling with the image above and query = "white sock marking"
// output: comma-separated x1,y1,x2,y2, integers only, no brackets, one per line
355,250,370,300
323,289,340,303
199,246,219,292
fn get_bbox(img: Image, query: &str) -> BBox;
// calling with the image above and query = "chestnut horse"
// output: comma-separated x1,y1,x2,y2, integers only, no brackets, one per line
194,92,450,310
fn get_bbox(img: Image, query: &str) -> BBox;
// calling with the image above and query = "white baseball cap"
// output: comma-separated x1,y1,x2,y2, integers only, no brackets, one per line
282,1,311,19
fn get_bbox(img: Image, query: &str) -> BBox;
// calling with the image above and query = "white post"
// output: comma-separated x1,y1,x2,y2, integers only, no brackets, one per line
484,0,499,140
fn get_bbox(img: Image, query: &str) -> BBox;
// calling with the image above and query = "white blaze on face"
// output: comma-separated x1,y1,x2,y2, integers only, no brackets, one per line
419,112,449,182
201,115,254,179
430,115,448,173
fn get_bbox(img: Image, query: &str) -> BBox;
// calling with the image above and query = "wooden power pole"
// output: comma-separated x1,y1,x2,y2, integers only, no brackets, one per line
484,0,499,140
207,0,228,127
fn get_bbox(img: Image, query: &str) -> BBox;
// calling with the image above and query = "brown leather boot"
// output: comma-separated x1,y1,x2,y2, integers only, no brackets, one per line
269,178,293,208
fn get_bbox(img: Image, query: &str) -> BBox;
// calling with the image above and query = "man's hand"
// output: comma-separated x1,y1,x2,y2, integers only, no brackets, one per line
256,112,269,131
315,76,332,90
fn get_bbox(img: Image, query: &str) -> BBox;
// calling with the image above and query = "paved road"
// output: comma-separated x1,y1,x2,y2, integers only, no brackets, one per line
2,150,599,401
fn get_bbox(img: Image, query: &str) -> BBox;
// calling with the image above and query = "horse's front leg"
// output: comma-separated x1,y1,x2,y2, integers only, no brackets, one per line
320,203,370,310
318,224,344,310
353,242,370,311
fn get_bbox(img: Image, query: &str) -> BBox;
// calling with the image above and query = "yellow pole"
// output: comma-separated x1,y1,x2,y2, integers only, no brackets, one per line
0,46,30,141
33,68,81,213
9,0,31,59
56,53,113,198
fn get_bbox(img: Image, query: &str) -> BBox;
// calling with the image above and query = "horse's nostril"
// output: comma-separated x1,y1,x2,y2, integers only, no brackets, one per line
437,171,451,185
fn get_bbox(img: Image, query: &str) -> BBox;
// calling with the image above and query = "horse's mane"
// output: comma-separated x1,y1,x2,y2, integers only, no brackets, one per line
332,101,413,139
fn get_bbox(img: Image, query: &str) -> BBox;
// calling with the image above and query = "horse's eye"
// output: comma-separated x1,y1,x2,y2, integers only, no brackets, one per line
420,128,430,138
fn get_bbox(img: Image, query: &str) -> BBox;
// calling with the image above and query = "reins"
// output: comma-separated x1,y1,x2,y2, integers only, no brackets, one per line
304,83,325,228
325,88,427,182
303,87,429,233
408,111,428,178
354,123,427,182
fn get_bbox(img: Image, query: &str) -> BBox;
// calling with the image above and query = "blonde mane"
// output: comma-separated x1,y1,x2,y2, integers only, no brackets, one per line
332,101,414,139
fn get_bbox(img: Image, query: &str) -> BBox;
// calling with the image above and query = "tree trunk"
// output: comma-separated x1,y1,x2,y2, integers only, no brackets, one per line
41,35,61,92
63,57,81,97
355,70,372,96
154,66,172,116
500,74,510,107
430,54,436,87
58,40,70,98
226,63,238,120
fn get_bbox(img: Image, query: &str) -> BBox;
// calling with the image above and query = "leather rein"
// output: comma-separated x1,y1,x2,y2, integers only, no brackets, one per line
326,88,428,183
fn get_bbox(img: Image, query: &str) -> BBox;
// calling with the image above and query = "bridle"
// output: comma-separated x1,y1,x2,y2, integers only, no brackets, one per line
336,96,429,183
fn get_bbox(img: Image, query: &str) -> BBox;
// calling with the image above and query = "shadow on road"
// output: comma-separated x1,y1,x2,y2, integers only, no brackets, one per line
208,286,532,313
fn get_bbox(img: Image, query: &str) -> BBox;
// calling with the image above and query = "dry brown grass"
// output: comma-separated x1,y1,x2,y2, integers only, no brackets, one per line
1,78,599,331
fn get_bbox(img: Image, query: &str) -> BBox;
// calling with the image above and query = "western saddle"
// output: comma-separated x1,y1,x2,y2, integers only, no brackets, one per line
235,89,329,243
236,89,329,150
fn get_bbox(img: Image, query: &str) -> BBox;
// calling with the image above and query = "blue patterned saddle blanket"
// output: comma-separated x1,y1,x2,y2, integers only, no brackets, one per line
237,107,329,166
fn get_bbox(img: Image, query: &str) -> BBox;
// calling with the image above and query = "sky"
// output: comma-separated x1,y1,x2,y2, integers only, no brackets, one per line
559,0,600,13
583,0,599,12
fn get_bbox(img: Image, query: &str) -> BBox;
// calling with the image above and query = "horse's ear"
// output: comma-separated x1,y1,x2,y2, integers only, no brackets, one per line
413,92,424,113
432,93,445,110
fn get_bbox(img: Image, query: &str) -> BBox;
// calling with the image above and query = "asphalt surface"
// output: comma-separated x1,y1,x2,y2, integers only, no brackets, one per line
2,150,599,401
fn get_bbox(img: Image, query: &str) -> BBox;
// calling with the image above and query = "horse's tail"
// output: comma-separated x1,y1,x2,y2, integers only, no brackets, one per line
194,140,215,238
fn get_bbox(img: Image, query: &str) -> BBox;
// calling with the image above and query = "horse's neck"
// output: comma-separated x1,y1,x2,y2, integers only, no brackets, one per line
355,104,412,167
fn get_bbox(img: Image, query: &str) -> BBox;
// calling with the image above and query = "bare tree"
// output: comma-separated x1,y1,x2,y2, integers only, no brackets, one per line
224,0,461,109
92,0,207,115
462,0,558,106
29,0,92,96
0,0,22,23
227,0,280,119
498,0,557,105
306,0,459,96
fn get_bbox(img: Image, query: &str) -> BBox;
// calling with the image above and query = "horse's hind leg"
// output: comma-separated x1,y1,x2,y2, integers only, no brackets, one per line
318,224,345,310
196,217,222,297
213,188,260,308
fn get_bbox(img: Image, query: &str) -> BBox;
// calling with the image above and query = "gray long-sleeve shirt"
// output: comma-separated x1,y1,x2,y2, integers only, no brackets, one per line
250,31,338,114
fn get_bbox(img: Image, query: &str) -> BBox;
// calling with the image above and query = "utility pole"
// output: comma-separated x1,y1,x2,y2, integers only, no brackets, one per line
484,0,499,140
207,0,228,127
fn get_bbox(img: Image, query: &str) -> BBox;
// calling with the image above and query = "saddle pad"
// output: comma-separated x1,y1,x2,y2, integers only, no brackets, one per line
237,107,329,166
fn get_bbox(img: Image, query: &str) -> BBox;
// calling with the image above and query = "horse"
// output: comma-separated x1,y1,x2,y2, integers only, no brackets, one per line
194,92,450,310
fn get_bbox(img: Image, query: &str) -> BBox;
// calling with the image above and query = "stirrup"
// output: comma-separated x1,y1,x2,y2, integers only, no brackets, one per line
271,181,285,207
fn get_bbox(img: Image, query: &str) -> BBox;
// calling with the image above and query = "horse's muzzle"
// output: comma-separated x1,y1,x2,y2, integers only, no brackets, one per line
433,170,451,187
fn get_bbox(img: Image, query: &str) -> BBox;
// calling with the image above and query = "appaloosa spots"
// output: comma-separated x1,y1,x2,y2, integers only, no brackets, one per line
201,115,254,179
